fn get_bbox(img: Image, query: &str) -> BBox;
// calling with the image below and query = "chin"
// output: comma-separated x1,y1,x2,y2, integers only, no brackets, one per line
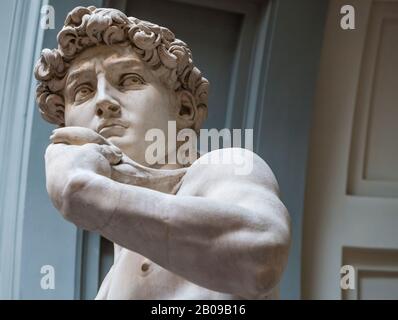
107,136,144,162
107,136,128,151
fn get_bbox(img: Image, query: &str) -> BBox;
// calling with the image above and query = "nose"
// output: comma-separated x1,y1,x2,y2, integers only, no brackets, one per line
96,99,121,118
95,77,121,118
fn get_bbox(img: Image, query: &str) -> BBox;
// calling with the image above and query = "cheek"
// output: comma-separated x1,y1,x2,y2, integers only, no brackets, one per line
120,87,176,124
64,103,97,129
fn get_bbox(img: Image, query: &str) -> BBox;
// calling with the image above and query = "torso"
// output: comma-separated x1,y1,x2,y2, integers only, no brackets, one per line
96,247,243,299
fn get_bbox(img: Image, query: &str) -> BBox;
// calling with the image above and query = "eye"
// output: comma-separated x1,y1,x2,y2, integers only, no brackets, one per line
119,74,145,88
74,85,93,103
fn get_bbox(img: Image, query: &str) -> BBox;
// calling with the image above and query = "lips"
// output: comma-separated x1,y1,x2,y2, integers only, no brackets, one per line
97,120,129,136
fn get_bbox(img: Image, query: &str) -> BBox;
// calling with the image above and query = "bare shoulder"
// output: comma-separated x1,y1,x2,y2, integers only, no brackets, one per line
178,148,280,198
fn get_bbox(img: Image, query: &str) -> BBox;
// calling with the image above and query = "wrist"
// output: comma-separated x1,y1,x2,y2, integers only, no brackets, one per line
61,170,117,231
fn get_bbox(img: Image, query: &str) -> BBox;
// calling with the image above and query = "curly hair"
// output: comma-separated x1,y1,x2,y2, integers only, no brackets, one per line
34,6,209,128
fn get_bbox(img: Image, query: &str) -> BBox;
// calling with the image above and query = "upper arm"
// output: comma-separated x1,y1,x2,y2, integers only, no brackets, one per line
181,148,290,236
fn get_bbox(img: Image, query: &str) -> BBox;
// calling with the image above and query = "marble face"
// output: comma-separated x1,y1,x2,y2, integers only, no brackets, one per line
63,44,178,166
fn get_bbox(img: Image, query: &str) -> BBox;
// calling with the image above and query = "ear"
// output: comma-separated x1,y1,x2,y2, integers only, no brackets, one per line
176,90,197,130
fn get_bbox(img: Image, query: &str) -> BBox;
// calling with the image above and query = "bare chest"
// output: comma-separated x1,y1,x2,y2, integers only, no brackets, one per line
96,248,237,300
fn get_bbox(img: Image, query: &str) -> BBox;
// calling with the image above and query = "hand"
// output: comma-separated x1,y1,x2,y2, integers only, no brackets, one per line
49,126,187,194
45,127,122,213
46,126,186,230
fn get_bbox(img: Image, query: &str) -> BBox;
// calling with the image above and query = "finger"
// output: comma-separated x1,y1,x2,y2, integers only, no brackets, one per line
95,144,123,165
80,143,122,165
109,144,122,155
51,127,109,146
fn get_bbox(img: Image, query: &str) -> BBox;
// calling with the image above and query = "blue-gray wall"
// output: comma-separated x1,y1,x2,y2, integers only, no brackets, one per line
255,0,329,299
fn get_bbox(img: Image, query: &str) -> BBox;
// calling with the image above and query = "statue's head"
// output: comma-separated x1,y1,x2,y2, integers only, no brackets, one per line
34,6,208,165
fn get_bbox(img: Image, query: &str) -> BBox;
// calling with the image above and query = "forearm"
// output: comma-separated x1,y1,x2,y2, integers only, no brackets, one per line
63,171,290,298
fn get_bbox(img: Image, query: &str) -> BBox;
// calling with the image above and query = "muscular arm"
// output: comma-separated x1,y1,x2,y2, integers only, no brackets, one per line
61,148,291,299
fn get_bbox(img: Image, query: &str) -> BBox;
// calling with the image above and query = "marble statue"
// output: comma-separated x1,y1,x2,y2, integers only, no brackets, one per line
34,6,291,299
